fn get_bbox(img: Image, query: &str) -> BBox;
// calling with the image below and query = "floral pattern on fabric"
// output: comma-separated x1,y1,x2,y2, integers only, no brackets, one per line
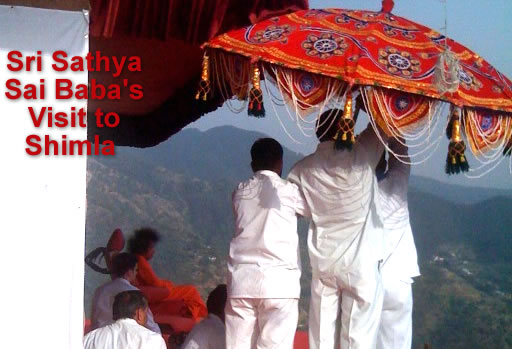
458,69,483,91
250,24,294,44
378,47,421,77
208,8,512,113
302,33,348,59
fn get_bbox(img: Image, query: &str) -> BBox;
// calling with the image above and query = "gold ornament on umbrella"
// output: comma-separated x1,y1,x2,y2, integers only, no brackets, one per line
446,108,470,174
334,92,356,151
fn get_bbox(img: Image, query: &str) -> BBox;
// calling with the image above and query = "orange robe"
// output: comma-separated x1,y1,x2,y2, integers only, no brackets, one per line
135,255,208,320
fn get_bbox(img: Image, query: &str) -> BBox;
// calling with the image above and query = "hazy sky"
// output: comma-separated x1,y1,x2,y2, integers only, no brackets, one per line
188,0,512,189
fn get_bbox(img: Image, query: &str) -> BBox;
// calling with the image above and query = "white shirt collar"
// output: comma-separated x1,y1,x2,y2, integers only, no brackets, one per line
116,318,138,326
255,170,280,178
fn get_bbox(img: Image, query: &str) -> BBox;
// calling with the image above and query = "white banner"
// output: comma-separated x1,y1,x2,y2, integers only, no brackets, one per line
0,5,88,349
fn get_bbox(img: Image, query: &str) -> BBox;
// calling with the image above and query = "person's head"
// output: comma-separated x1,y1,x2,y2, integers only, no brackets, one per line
376,151,387,181
206,284,227,322
127,228,160,260
316,109,342,142
112,290,149,326
111,252,138,283
250,138,283,176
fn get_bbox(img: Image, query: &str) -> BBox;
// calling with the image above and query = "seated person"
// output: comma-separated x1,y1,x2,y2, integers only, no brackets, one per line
91,252,161,333
128,228,208,320
84,290,166,349
182,284,227,349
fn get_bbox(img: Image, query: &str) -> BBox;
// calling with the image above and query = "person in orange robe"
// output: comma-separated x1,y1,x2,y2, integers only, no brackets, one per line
128,228,208,320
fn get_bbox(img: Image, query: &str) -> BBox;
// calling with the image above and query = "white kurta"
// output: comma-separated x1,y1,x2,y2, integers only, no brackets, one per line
91,278,161,334
83,318,166,349
288,126,385,349
377,143,420,349
182,314,225,349
228,170,309,299
227,170,308,349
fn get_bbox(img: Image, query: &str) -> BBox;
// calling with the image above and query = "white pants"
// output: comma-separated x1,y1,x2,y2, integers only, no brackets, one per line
225,298,298,349
309,265,383,349
377,277,413,349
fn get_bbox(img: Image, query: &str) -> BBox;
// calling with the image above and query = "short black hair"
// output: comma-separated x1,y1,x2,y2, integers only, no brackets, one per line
206,284,227,316
112,290,148,321
250,138,283,172
127,228,160,256
111,252,138,278
316,109,342,141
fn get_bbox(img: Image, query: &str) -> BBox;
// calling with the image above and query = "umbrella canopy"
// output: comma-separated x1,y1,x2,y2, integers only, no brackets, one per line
201,0,512,174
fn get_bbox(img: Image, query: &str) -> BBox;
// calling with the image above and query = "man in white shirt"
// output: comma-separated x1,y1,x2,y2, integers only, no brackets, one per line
288,109,388,349
182,284,227,349
376,140,420,349
227,138,310,349
91,252,161,334
84,290,166,349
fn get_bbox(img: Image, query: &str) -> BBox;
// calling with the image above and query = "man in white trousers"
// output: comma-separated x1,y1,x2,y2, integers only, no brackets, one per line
226,138,310,349
376,140,420,349
288,109,388,349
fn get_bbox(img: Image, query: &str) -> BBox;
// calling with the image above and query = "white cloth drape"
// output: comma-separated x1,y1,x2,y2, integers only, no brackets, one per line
1,5,88,349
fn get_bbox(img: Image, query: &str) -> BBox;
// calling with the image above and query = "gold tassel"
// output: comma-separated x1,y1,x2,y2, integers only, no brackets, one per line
334,92,356,151
248,64,265,117
195,54,211,101
445,108,469,174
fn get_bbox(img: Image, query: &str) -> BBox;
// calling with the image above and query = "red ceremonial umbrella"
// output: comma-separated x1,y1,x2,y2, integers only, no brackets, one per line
197,0,512,175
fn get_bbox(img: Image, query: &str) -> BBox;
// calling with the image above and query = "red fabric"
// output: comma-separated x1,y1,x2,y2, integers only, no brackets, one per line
135,255,207,320
381,0,394,13
366,87,433,137
84,318,92,335
206,8,512,113
152,314,197,333
90,0,229,43
464,110,511,153
106,229,124,252
294,331,309,349
90,0,308,43
138,285,171,303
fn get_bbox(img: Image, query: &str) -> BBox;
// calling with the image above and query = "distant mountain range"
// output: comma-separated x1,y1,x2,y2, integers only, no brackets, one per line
85,126,512,348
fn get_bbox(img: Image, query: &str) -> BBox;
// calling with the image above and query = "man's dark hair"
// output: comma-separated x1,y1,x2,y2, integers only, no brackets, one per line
250,138,283,172
316,109,342,142
112,290,148,321
206,284,227,316
111,252,138,278
127,228,160,256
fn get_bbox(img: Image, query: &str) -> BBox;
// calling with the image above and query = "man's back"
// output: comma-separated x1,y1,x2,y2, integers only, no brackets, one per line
229,170,308,298
376,142,419,349
377,143,419,280
226,138,308,349
84,319,166,349
288,127,384,276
